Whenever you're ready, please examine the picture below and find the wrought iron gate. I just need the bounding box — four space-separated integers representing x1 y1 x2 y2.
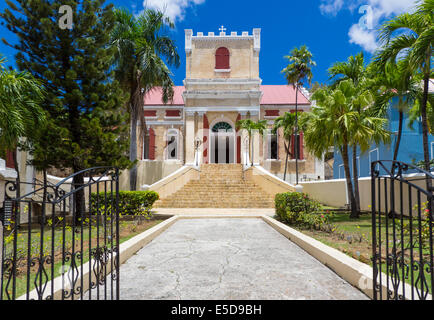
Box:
1 167 120 300
371 160 433 300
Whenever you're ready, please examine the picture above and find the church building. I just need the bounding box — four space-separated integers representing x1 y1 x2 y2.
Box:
136 27 325 188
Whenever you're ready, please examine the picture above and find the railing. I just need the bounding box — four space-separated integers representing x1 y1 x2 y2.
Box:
1 167 120 300
371 160 433 300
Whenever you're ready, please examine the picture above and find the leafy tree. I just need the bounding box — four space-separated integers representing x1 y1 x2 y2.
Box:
307 80 389 218
0 57 45 197
1 0 131 220
375 0 433 179
272 111 298 181
282 45 316 185
328 52 367 212
110 8 180 190
236 119 267 166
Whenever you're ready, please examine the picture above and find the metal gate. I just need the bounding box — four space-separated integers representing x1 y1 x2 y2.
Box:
1 167 120 300
371 160 433 300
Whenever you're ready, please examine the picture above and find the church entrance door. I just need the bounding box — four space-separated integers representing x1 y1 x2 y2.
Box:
210 122 235 164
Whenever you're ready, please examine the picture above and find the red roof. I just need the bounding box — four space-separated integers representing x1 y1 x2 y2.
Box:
261 85 310 105
144 86 185 105
143 85 310 106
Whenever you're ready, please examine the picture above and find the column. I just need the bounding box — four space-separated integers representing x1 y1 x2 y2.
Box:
185 110 195 165
239 111 249 165
250 111 260 165
196 112 205 166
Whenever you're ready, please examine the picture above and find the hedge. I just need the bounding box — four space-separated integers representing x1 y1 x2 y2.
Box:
90 190 159 216
275 192 327 229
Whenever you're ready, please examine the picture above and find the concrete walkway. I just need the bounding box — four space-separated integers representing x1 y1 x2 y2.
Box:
117 218 368 300
152 208 275 217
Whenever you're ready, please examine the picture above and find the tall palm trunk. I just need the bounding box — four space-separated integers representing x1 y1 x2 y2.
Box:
129 79 147 191
341 143 358 218
393 110 404 163
129 111 138 191
283 141 289 181
352 146 361 213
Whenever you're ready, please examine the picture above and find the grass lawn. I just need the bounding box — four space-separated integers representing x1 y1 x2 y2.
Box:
2 218 164 299
287 211 432 296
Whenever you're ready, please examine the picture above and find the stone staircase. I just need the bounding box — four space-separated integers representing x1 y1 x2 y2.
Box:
154 164 275 208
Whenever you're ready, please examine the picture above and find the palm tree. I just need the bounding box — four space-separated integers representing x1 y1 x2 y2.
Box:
376 0 433 178
282 45 316 185
308 80 389 218
272 111 297 181
328 52 367 212
111 8 180 190
371 60 420 163
236 119 267 166
0 57 45 197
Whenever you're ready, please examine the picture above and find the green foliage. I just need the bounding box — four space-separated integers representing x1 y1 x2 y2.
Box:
275 192 328 229
111 7 180 190
1 0 131 173
0 56 45 163
282 45 316 87
235 119 267 165
90 190 159 217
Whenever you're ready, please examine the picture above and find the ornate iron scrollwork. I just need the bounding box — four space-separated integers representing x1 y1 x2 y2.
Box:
371 160 434 301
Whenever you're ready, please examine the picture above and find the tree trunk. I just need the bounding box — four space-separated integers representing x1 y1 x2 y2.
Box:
393 110 403 163
129 109 138 191
43 169 47 202
352 146 361 213
283 141 289 181
341 144 358 218
72 169 85 226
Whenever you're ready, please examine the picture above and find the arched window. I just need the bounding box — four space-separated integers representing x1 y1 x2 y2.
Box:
212 122 233 133
167 129 178 160
215 47 230 69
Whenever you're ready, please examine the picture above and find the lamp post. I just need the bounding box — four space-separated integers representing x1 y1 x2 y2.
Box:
194 137 202 167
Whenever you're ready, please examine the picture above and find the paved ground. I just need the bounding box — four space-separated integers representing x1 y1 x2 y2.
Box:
112 218 368 300
152 208 275 217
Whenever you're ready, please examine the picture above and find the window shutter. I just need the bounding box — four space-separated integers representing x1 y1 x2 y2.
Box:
215 47 230 69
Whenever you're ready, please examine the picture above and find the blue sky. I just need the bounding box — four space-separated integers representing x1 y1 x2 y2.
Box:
0 0 417 86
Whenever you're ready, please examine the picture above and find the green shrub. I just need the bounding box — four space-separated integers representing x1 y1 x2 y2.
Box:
275 192 321 222
275 192 329 229
90 190 159 217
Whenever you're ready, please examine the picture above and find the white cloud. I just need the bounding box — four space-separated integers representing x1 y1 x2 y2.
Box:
319 0 344 16
143 0 205 22
319 0 417 52
348 24 378 53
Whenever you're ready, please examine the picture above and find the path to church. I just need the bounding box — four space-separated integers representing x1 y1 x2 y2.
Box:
115 218 367 300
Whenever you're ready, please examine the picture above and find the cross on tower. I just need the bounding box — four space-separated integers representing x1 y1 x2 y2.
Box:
219 25 226 33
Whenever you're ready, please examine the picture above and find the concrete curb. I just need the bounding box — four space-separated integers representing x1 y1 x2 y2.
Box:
18 215 180 300
261 215 431 300
17 214 429 300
